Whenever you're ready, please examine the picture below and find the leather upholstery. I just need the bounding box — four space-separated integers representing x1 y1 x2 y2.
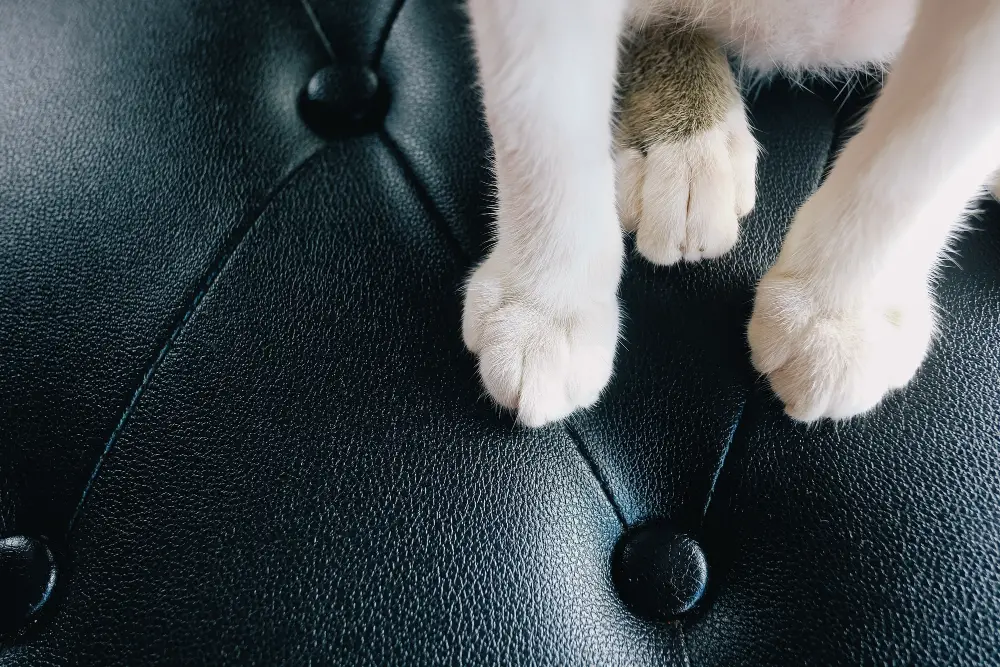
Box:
1 0 998 664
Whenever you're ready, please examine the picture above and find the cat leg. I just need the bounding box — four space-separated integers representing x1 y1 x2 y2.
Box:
463 0 627 427
748 0 1000 421
616 24 758 265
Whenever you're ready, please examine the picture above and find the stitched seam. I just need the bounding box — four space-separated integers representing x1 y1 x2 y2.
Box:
378 129 470 262
564 422 627 530
300 0 406 68
65 147 329 537
373 0 408 69
677 621 693 667
299 0 336 61
700 399 746 524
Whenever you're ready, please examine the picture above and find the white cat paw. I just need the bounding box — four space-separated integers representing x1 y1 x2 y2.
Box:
617 104 758 265
747 271 934 422
462 255 620 428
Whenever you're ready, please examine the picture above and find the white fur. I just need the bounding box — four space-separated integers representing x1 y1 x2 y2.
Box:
466 0 1000 426
616 104 758 264
749 1 1000 421
636 0 916 72
464 0 627 426
463 249 619 427
748 272 935 421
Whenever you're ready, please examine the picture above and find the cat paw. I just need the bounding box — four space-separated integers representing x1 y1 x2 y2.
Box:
616 105 758 265
462 255 620 428
747 270 934 422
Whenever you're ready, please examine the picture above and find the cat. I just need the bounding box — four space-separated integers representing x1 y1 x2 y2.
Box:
462 0 1000 427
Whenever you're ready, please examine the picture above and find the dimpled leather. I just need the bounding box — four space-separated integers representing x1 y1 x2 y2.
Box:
1 0 998 664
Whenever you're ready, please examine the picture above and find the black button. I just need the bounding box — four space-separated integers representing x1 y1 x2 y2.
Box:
0 536 58 634
613 524 708 619
299 63 387 138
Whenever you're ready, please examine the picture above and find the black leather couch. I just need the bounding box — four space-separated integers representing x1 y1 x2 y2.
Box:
3 1 999 664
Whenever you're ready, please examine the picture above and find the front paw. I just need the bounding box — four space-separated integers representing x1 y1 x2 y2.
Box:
748 271 934 422
616 104 758 265
462 255 619 428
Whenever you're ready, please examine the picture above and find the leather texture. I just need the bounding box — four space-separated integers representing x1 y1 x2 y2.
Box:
1 0 998 664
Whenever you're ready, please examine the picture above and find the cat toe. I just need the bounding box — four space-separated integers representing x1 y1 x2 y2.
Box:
617 104 758 266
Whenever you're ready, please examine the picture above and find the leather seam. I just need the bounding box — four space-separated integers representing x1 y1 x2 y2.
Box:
373 0 408 70
372 0 473 260
677 621 693 667
564 422 628 530
299 0 406 68
378 129 470 262
65 146 329 538
700 398 746 524
299 0 336 61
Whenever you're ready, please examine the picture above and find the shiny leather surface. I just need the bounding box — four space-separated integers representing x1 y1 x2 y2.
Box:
1 0 998 664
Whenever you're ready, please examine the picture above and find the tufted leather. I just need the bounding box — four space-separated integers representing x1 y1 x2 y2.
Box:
1 0 998 664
